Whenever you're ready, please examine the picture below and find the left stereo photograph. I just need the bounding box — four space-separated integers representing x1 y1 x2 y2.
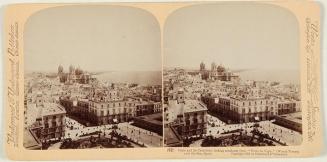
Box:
23 5 163 150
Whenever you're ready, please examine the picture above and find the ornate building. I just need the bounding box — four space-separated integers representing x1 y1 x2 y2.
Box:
200 61 206 71
58 65 92 84
209 62 240 82
199 62 209 80
199 62 239 82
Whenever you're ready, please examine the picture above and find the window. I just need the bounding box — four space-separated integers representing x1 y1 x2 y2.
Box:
185 120 190 125
52 121 57 127
185 114 190 119
193 118 198 124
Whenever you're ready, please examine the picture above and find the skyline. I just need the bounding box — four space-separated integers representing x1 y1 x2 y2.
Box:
164 4 300 71
24 6 161 72
25 4 300 73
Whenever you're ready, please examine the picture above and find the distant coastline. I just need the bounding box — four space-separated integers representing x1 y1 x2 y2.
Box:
95 71 162 86
237 69 300 84
164 67 300 84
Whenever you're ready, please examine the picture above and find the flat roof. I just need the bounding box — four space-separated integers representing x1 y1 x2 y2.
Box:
279 112 302 123
164 126 183 146
184 100 208 113
42 103 66 116
278 99 300 104
23 129 41 149
135 113 162 125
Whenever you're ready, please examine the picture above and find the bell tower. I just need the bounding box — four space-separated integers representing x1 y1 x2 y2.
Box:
177 88 185 104
36 92 44 107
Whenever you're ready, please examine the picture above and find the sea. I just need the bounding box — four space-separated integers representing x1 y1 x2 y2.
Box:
95 71 162 85
236 69 300 84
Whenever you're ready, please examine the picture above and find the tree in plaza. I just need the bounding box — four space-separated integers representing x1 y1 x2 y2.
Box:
89 135 97 147
258 135 264 142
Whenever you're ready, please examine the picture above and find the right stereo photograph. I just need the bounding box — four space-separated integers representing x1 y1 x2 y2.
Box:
163 3 302 147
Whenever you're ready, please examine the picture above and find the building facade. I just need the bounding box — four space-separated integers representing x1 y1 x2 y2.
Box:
202 87 278 124
167 90 208 139
229 97 276 123
277 100 301 115
28 93 66 144
59 88 162 126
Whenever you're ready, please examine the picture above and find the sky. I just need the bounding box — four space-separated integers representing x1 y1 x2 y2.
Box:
164 3 300 71
24 5 161 73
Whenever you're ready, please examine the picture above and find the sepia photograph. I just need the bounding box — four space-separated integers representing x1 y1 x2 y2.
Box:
2 1 324 160
23 5 163 149
163 3 302 147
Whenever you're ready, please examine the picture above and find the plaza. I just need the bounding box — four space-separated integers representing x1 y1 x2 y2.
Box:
46 116 163 149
